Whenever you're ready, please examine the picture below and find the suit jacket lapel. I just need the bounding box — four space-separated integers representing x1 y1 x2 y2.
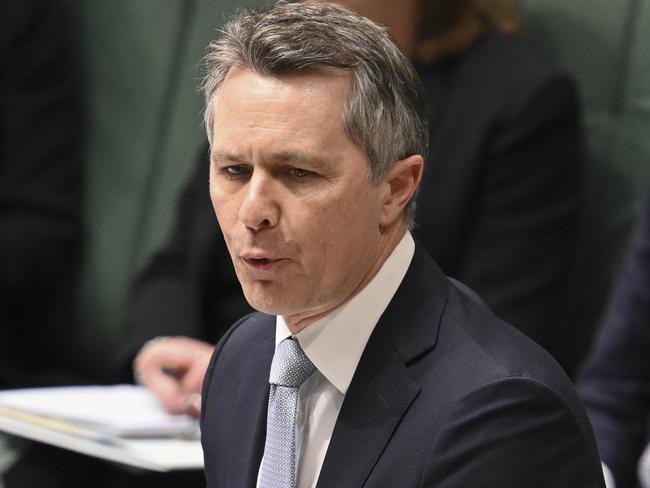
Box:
316 243 449 487
226 316 275 488
315 335 421 487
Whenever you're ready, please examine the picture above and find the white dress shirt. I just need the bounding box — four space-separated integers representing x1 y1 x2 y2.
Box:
256 231 415 488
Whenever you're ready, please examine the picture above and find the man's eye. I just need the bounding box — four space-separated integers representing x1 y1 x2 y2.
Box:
288 168 313 178
222 165 247 177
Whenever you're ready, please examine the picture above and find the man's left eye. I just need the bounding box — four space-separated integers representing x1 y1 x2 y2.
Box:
288 168 312 178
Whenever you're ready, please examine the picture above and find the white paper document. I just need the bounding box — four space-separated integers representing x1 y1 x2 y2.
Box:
0 384 198 437
0 384 204 471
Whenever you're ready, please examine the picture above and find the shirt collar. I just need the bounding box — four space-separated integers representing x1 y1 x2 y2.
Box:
275 231 415 394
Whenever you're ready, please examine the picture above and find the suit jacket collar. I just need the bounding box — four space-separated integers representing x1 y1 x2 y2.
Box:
317 242 449 487
377 241 448 361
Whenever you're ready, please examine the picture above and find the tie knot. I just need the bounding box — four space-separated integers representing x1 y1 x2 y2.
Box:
269 338 316 388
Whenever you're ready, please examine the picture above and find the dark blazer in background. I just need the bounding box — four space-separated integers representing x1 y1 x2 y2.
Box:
0 0 83 387
118 29 582 377
577 185 650 488
201 243 604 487
416 29 582 371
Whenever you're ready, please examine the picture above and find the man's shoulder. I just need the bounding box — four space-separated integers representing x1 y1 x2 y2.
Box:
443 277 570 384
401 258 601 466
349 248 603 485
430 275 589 428
399 246 575 398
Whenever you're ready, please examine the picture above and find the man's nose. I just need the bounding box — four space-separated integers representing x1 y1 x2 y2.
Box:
238 173 279 232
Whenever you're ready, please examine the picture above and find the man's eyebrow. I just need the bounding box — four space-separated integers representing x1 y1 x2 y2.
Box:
211 150 332 167
210 151 246 164
269 150 331 167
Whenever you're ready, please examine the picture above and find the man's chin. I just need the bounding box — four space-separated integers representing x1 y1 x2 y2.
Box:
241 286 294 316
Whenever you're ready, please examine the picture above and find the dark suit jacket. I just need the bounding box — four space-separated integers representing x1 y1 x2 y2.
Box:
577 186 650 488
201 244 604 487
0 0 83 387
118 29 583 379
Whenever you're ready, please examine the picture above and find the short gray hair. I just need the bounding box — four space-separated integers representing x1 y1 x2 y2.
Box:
202 1 428 224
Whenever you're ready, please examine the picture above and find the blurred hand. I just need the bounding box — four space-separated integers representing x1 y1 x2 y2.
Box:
133 336 214 417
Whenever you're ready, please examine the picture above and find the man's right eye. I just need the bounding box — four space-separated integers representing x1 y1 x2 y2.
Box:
222 165 248 177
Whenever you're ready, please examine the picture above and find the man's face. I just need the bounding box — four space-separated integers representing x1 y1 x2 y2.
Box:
209 68 393 327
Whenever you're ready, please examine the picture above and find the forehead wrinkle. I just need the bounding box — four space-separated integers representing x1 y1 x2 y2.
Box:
212 116 341 165
210 149 247 164
267 149 334 168
210 146 337 171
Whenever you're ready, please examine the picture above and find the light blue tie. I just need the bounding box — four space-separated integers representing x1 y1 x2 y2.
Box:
259 338 316 488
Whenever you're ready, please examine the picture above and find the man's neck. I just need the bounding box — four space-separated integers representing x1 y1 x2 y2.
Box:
283 223 408 334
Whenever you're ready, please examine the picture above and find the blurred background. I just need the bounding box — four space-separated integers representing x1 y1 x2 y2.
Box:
2 0 650 485
57 0 650 383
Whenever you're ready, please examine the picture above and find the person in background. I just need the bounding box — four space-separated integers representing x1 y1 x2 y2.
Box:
1 1 83 388
129 0 582 415
1 1 87 486
577 183 650 488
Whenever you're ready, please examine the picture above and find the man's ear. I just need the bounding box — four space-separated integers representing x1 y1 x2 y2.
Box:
380 154 423 227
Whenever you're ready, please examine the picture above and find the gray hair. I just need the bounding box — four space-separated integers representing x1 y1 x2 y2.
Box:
202 1 428 224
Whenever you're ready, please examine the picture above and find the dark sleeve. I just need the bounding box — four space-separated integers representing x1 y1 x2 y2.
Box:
577 188 650 488
423 378 605 487
457 71 582 355
0 0 83 304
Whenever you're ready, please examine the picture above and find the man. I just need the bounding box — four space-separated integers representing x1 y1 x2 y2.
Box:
135 0 585 416
200 2 603 486
133 0 586 415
